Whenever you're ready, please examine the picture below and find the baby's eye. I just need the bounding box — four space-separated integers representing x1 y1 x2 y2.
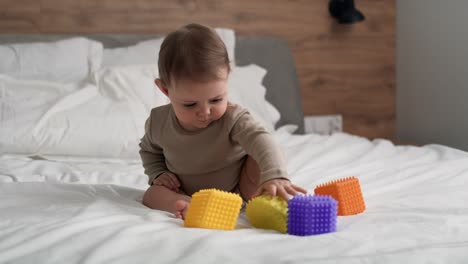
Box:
183 103 196 108
210 98 223 104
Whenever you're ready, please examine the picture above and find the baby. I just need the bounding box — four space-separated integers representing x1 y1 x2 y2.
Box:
140 23 306 219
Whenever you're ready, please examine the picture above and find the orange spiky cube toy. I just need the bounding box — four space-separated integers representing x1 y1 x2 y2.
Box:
314 177 365 216
184 189 242 230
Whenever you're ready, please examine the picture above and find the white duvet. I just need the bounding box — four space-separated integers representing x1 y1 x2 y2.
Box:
1 130 468 264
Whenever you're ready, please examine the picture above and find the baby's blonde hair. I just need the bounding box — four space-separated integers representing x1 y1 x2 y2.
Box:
158 23 231 87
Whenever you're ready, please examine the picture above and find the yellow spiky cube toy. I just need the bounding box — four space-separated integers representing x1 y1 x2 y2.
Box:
184 189 242 230
245 195 288 233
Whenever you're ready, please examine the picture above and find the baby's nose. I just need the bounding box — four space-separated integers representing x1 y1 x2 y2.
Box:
199 105 211 116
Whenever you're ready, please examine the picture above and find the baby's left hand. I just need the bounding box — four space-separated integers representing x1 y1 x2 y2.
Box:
253 178 307 201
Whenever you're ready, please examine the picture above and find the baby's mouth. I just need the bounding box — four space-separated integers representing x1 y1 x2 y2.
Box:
198 119 212 126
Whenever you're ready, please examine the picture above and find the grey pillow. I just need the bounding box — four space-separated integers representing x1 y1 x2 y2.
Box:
236 36 305 134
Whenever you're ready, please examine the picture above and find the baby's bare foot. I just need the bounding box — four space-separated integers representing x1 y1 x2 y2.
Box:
174 200 190 220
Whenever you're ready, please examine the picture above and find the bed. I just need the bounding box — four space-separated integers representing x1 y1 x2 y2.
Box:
1 32 468 264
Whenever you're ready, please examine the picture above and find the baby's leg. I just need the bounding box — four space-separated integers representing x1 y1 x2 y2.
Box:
143 185 191 219
239 156 261 201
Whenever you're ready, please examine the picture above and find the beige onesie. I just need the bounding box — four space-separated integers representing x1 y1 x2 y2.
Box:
139 103 288 195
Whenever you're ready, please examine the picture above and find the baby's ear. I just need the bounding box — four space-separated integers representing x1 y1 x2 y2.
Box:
154 79 169 96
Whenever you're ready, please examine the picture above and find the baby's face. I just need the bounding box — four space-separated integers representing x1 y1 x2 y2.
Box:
168 70 229 131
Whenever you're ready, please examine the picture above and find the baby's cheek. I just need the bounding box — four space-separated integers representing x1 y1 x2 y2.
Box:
216 103 228 118
213 108 226 120
179 111 194 123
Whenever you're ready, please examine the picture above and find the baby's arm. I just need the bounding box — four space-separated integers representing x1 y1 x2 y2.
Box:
231 113 307 200
139 117 173 186
152 172 181 192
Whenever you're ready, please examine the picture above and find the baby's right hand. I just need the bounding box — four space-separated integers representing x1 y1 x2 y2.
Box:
152 172 181 192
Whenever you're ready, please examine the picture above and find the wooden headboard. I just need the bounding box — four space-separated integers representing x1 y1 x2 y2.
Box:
0 0 395 140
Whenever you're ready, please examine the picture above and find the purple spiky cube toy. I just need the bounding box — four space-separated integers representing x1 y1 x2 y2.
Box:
287 195 338 236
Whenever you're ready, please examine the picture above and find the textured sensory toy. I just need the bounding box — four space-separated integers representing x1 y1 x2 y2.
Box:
245 195 288 233
287 195 338 236
184 189 242 230
314 176 366 216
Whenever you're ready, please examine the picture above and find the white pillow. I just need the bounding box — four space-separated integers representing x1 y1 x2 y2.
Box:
228 65 281 132
92 64 169 113
101 28 236 68
0 64 279 158
0 75 79 155
0 37 103 82
0 65 167 159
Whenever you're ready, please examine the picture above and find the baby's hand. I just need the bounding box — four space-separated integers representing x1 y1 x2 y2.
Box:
253 178 307 201
152 172 181 192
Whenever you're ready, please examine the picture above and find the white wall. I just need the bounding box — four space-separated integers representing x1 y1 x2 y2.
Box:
397 0 468 151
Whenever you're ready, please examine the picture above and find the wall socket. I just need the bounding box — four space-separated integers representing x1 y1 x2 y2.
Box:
304 115 342 135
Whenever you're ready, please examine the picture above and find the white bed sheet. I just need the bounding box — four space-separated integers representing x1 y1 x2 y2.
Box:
1 130 468 263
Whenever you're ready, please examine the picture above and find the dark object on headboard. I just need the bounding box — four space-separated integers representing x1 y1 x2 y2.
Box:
0 34 305 133
329 0 365 24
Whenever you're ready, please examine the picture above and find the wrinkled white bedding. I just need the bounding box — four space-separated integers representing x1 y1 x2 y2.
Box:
1 130 468 263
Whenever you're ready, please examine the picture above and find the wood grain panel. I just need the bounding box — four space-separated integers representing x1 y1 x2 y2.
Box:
0 0 395 140
0 0 41 32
